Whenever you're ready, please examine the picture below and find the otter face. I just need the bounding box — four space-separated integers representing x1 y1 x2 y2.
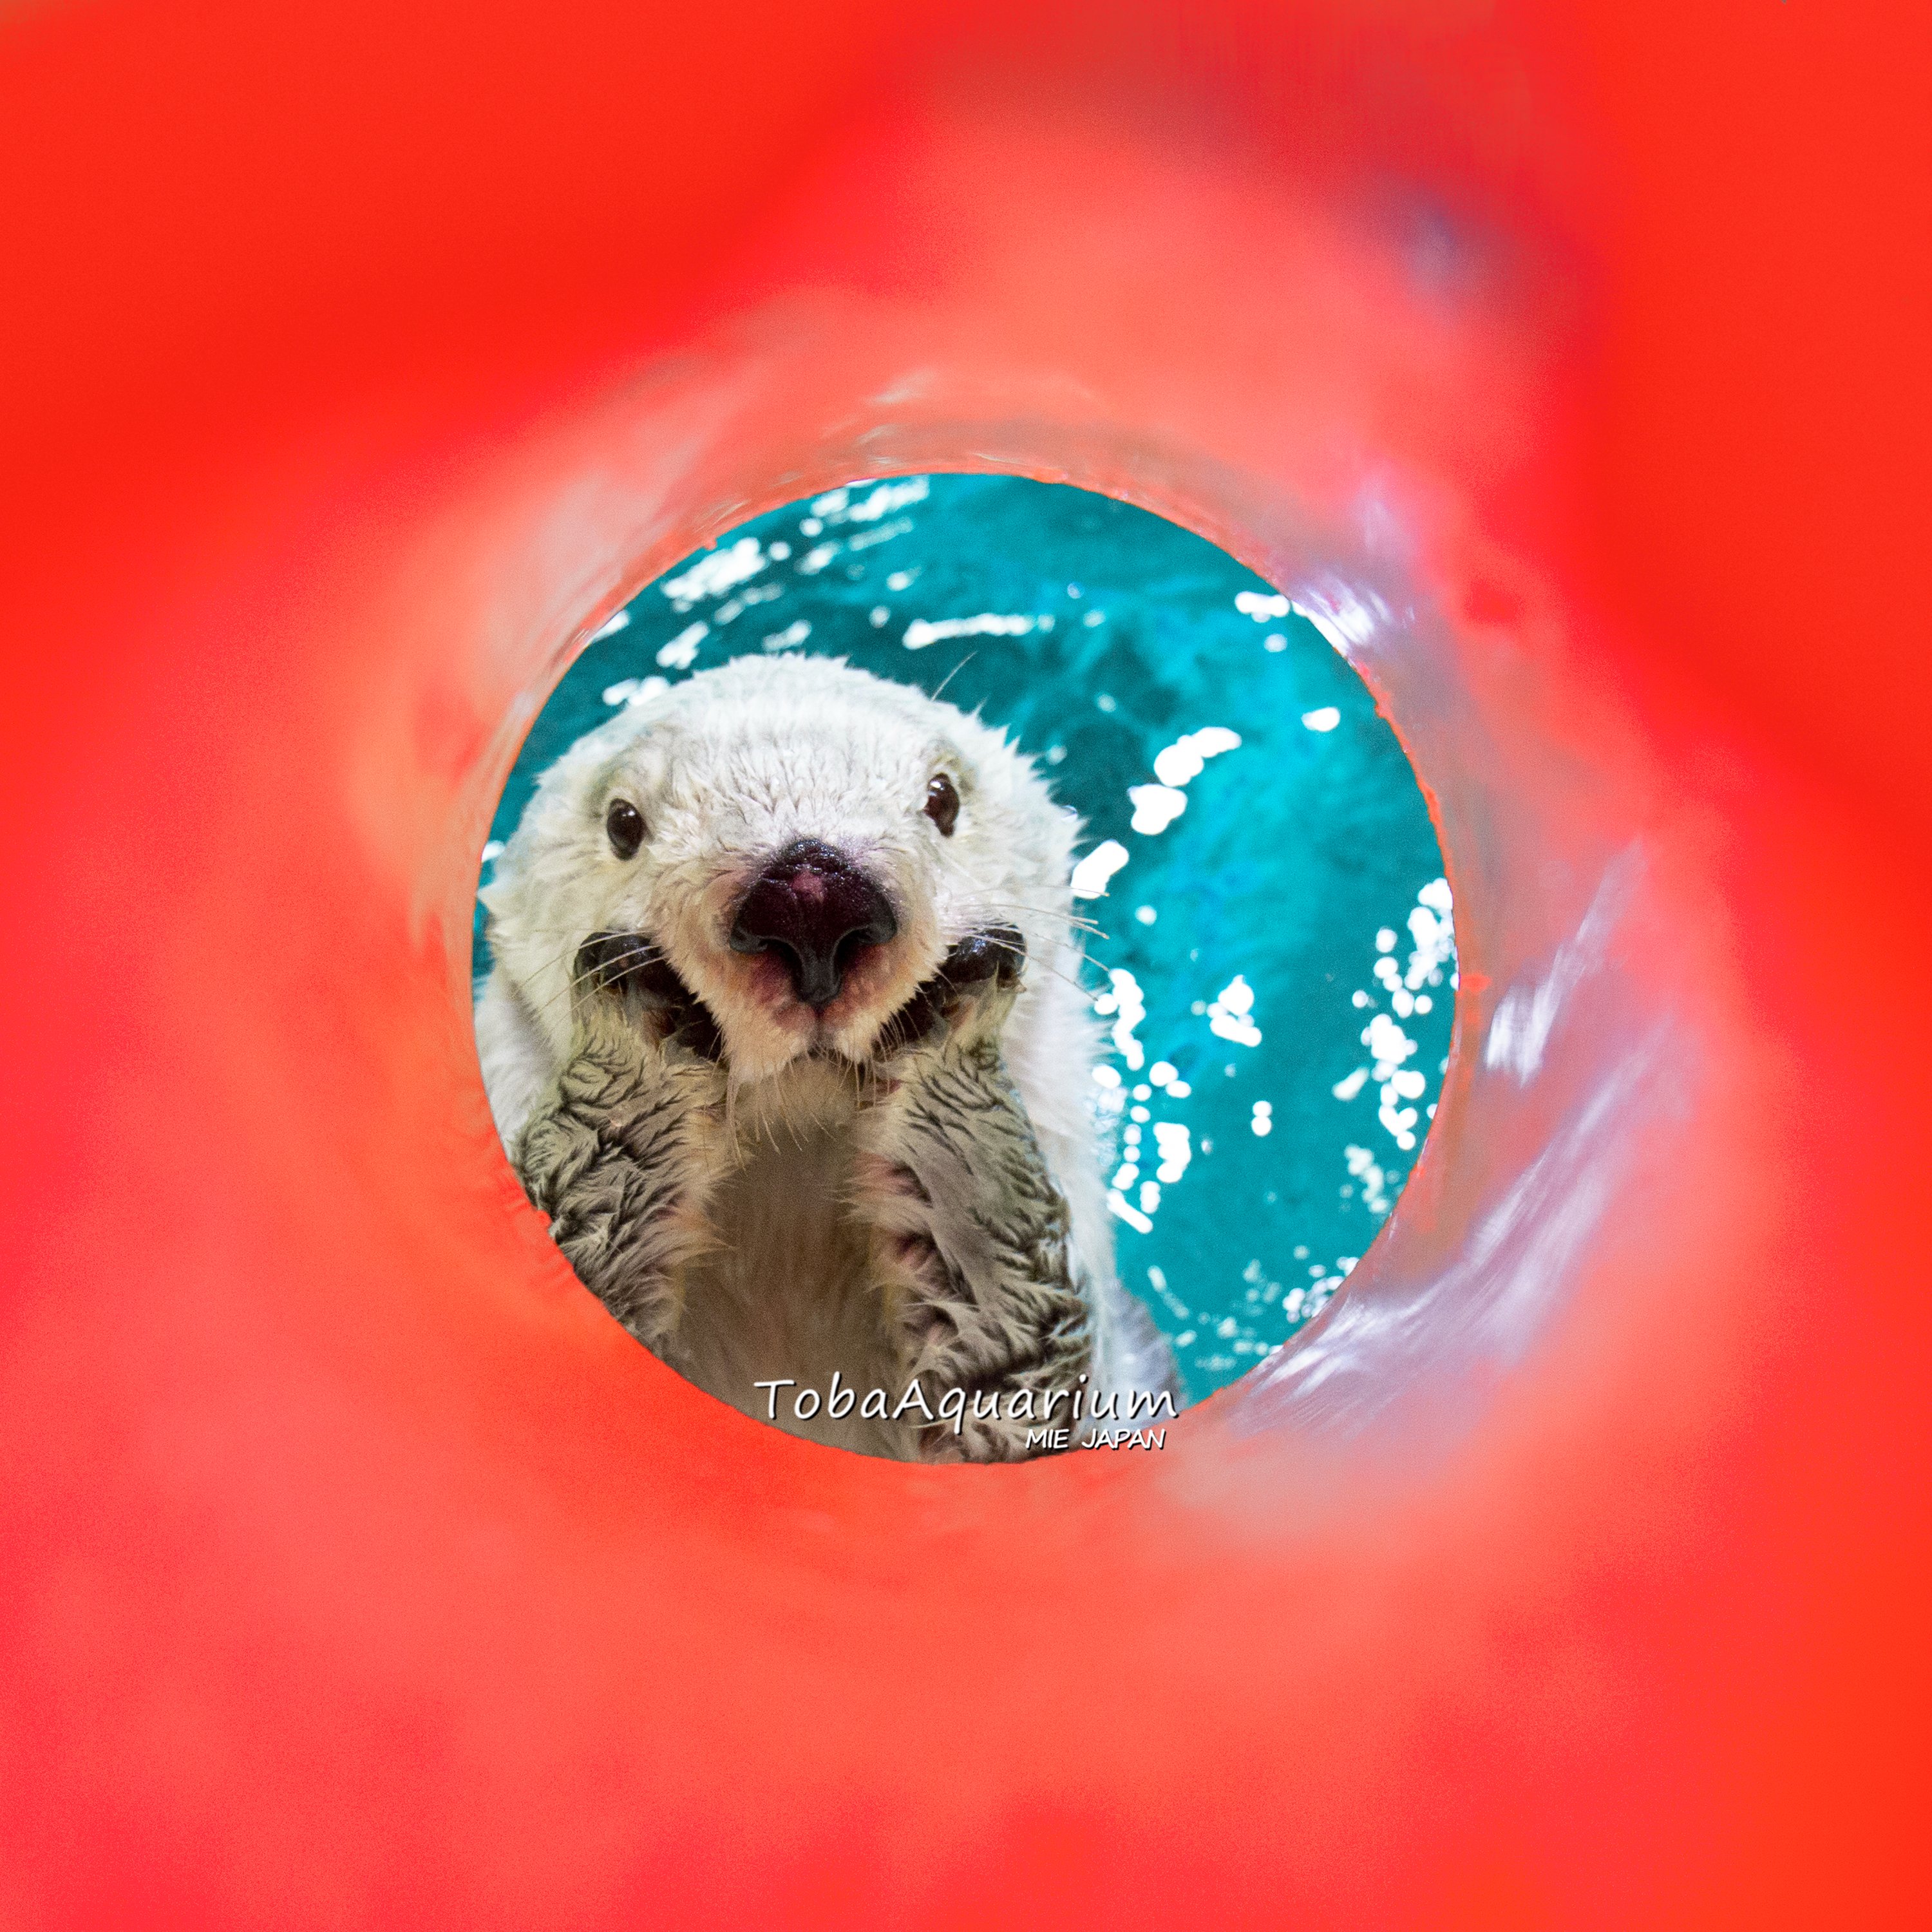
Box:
481 654 1078 1086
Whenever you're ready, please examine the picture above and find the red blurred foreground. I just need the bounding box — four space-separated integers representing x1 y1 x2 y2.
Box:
1 1 1928 1925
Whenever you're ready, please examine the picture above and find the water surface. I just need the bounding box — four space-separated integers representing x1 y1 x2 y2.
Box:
479 475 1455 1401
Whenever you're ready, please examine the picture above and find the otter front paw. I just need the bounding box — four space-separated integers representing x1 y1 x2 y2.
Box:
513 933 728 1356
574 930 724 1062
871 924 1026 1062
852 937 1092 1463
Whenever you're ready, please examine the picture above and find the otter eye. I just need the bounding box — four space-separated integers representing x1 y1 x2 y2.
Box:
923 773 960 837
605 798 645 860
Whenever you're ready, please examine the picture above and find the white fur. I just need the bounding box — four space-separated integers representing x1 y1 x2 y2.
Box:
477 653 1174 1454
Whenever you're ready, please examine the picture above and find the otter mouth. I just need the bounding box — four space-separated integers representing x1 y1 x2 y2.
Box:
573 920 891 1069
748 922 1028 1062
575 922 1028 1072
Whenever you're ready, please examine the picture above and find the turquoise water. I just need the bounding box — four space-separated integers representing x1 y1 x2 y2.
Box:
478 475 1454 1401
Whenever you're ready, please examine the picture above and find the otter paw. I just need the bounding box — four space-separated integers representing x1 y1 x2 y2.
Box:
573 931 724 1062
873 925 1026 1059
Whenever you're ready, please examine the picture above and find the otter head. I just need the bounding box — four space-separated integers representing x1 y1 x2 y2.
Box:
481 653 1079 1086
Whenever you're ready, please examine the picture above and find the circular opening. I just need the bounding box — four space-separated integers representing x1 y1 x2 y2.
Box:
474 473 1453 1455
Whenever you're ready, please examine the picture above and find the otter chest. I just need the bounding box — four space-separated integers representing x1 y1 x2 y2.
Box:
675 1119 913 1457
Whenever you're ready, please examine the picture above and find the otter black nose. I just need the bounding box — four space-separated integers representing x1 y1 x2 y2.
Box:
728 839 898 1010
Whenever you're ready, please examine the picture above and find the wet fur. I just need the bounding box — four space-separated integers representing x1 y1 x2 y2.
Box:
477 654 1178 1459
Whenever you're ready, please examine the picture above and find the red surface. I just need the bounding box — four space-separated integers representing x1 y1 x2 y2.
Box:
2 2 1929 1926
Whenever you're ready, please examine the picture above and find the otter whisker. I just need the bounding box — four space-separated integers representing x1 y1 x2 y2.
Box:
976 915 1106 945
518 955 627 1028
971 941 1095 1005
519 950 649 1028
969 898 1109 940
970 891 1097 916
928 650 977 705
518 933 714 1039
964 890 1101 921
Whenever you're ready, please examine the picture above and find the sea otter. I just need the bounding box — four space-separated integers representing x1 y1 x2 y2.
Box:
475 652 1177 1459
